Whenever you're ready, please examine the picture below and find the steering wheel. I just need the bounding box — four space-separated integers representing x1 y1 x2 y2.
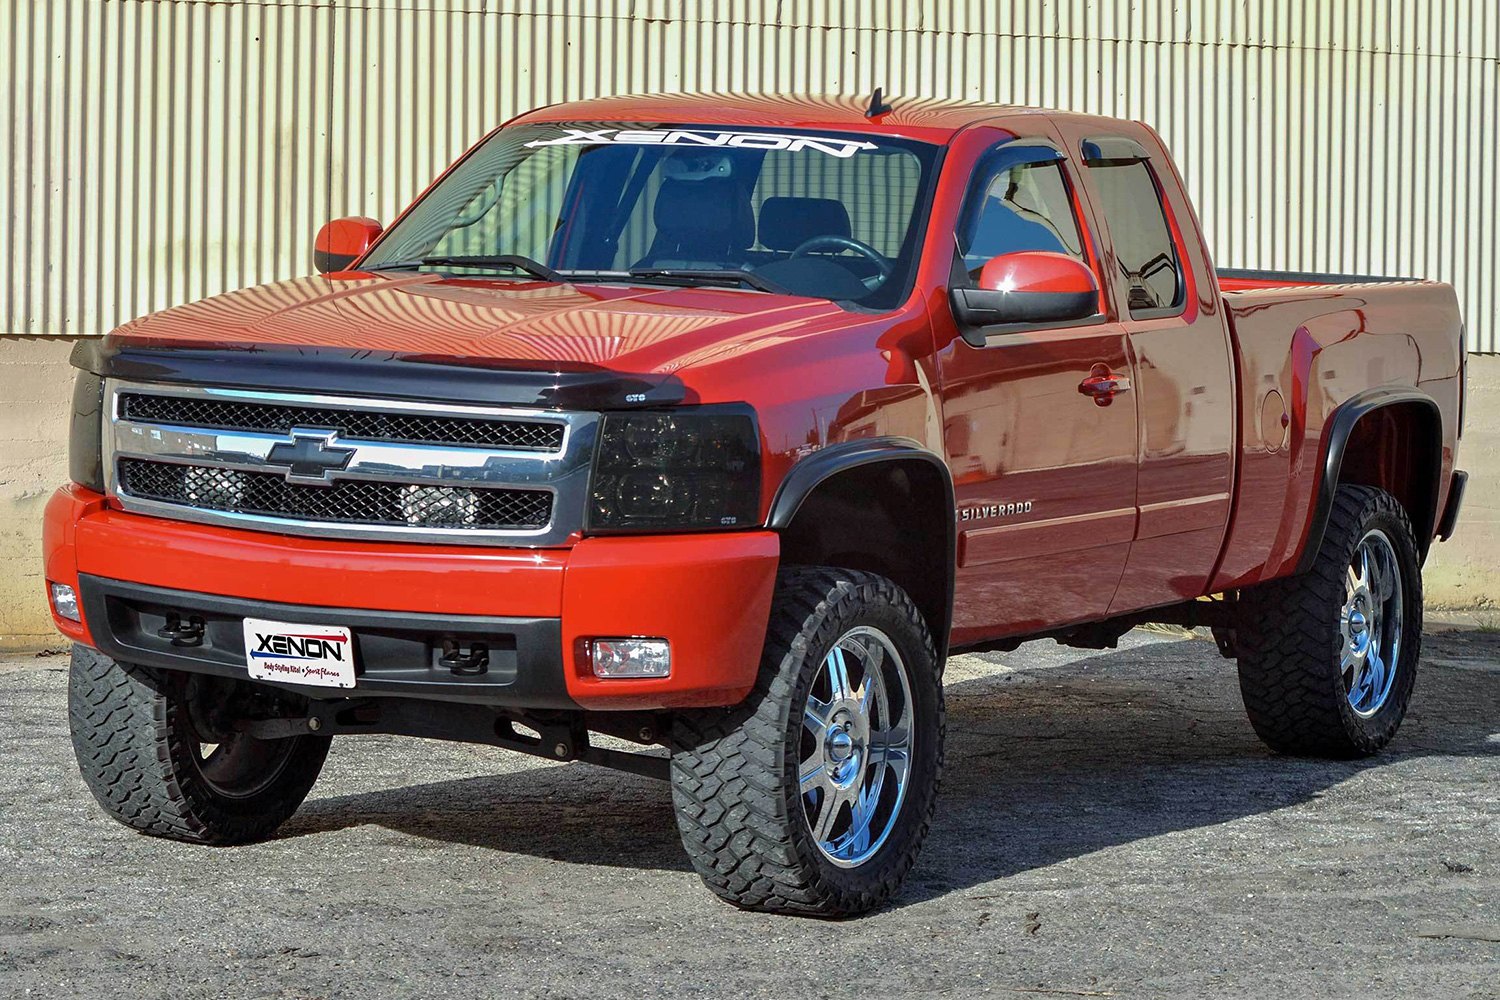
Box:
789 235 893 287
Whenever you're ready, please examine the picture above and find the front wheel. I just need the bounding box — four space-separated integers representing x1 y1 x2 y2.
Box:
670 567 944 917
68 646 331 843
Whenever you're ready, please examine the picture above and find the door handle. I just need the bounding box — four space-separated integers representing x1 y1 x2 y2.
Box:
1079 366 1132 406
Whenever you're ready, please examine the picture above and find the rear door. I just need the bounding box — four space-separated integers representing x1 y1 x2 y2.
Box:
1060 127 1237 612
936 134 1139 643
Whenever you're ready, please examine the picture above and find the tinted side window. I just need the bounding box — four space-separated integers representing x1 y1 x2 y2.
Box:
1086 159 1183 313
957 159 1085 279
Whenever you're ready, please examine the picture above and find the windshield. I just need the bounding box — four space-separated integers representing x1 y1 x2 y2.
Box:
362 121 941 308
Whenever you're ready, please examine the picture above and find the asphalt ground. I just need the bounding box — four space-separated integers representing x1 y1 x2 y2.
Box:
0 627 1495 999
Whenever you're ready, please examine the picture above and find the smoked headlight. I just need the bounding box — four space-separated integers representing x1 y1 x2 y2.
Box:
68 371 106 493
587 408 760 532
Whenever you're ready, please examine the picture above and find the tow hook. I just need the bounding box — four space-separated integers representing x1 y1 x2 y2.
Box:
438 639 489 676
157 613 206 647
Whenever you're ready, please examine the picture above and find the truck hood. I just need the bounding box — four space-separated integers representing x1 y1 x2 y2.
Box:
81 272 857 407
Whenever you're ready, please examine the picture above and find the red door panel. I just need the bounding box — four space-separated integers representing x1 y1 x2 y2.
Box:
1052 120 1237 614
941 324 1138 643
1112 326 1235 608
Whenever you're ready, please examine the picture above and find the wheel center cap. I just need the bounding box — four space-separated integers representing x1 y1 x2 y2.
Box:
827 728 855 762
1348 609 1368 636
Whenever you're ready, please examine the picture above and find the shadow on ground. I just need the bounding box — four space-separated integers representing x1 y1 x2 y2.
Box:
282 632 1500 904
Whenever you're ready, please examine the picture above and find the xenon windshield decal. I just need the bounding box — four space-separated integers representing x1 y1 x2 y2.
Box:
523 127 879 158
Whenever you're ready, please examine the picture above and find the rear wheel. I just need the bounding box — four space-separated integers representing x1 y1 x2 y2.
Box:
68 646 331 843
669 567 944 917
1235 485 1422 757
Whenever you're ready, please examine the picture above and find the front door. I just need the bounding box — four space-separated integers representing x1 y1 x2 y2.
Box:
936 135 1139 645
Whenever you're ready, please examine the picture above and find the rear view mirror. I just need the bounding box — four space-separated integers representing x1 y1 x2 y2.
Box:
950 251 1099 340
314 216 383 274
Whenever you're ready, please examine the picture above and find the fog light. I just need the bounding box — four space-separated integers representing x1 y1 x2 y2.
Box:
589 638 671 679
50 583 81 623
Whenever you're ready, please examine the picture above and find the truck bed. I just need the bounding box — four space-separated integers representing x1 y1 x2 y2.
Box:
1211 276 1465 592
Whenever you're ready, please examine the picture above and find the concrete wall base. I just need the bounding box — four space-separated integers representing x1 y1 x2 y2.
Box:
2 339 79 650
1424 353 1499 612
1 340 1494 650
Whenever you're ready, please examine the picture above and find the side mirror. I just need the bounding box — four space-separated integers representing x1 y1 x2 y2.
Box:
314 216 383 274
949 251 1099 342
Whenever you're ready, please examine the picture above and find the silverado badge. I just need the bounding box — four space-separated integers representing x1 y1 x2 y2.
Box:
958 501 1034 522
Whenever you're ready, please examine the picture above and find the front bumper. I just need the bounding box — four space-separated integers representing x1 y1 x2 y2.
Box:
44 485 779 710
78 575 573 707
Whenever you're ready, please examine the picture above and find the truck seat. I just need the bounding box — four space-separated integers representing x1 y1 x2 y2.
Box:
633 178 754 270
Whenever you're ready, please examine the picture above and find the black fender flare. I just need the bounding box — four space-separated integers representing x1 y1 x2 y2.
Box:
766 437 956 656
1297 387 1444 574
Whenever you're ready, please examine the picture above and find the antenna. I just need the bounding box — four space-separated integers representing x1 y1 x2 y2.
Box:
865 87 893 118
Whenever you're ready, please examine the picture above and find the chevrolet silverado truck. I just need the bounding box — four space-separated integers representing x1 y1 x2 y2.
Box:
44 93 1467 917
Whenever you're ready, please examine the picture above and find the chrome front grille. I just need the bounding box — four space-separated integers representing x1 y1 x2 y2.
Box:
104 381 597 545
117 392 566 451
118 459 555 531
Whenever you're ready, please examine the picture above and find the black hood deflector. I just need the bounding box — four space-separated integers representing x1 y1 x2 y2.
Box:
71 338 691 410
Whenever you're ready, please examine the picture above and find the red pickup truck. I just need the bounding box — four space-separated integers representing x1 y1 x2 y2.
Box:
44 93 1467 916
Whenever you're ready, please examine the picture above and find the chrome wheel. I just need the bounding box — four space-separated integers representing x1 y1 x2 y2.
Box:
798 625 913 868
1341 528 1403 717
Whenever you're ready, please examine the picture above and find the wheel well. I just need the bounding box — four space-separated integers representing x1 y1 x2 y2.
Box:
777 459 952 649
1336 400 1443 555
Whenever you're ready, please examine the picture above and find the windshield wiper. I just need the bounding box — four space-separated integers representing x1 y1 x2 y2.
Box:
624 268 789 294
366 258 790 295
368 254 563 282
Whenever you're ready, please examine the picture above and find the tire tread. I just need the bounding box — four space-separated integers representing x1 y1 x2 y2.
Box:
68 646 328 844
1235 485 1422 758
669 567 944 917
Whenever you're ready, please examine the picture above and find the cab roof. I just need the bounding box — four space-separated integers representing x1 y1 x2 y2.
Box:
509 92 1048 143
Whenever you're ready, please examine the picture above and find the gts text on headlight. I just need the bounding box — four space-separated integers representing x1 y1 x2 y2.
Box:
587 408 761 532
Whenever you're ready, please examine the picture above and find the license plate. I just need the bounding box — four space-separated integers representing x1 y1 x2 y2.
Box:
243 617 356 689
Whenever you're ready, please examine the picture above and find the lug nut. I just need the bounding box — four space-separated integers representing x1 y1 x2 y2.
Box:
553 742 569 758
307 717 323 732
638 726 654 743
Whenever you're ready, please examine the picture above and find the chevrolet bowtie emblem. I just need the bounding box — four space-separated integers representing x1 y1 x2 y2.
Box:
265 430 356 484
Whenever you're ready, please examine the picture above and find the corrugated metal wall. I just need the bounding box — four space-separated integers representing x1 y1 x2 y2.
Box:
4 0 1497 350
